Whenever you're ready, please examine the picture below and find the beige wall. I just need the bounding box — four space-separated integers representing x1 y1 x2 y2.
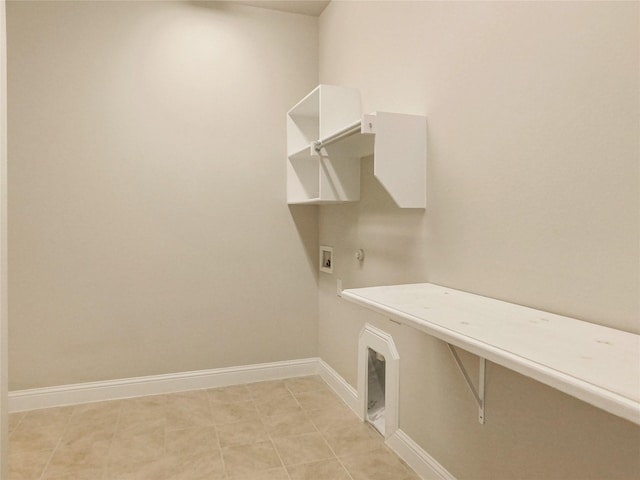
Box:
7 0 319 390
318 1 639 479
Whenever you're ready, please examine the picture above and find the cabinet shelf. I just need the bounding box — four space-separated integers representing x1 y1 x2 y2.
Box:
286 85 427 208
288 145 314 162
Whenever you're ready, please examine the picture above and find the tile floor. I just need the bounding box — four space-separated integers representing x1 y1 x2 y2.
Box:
8 375 421 479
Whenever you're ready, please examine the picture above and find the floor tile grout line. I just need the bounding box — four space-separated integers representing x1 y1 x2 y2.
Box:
285 377 358 480
265 423 294 480
208 382 285 479
35 404 80 480
7 411 25 439
250 384 293 480
310 375 378 480
309 409 357 480
101 400 125 480
250 377 346 479
37 440 61 480
204 387 230 479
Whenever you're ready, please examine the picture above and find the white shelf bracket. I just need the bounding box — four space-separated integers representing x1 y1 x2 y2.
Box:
447 344 486 424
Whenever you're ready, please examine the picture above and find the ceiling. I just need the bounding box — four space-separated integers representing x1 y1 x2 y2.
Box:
235 1 331 17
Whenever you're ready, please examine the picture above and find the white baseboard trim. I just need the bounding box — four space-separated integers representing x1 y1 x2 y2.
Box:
387 429 457 480
8 357 320 413
317 358 360 416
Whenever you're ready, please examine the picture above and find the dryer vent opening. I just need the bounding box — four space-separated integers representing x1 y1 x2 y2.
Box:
358 324 399 439
367 348 386 435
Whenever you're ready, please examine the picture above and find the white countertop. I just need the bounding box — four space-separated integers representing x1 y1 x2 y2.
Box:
341 283 640 425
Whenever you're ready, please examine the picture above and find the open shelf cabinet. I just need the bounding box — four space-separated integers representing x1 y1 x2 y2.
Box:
287 85 362 204
286 85 427 208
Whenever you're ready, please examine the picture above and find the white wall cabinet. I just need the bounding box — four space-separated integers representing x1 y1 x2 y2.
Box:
286 85 427 208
